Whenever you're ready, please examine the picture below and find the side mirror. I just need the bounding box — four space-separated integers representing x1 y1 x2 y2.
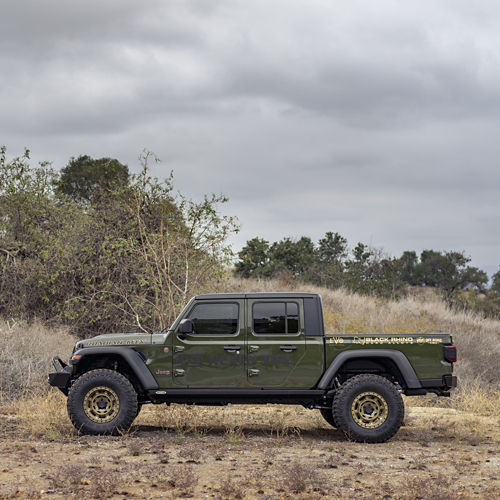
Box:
178 318 193 335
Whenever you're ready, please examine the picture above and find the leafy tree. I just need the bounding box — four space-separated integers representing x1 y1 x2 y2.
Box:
307 232 347 288
399 251 418 286
0 147 238 336
318 232 347 264
343 244 404 297
0 147 82 318
461 266 488 293
491 269 500 294
414 250 487 297
234 237 270 278
344 243 373 288
56 155 129 204
268 237 316 277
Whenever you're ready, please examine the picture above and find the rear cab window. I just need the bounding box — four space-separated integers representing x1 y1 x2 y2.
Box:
252 301 300 335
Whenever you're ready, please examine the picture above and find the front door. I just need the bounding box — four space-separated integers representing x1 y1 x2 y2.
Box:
246 298 307 387
172 300 246 387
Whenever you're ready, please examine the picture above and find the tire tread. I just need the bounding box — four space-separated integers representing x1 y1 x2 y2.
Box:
67 369 138 435
332 374 404 443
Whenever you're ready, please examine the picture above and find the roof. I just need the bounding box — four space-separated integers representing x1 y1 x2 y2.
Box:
195 292 320 300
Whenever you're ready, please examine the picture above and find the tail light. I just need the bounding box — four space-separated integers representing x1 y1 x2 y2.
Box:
443 345 457 363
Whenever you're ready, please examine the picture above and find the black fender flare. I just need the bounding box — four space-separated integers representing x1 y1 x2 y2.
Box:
71 347 159 391
317 349 422 390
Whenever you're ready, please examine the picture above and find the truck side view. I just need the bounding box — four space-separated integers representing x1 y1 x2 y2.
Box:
49 293 457 442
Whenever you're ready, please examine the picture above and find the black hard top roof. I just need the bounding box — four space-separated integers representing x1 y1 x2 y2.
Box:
195 292 320 300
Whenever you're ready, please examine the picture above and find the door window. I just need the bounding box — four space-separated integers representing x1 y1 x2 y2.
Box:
252 302 299 335
187 303 239 335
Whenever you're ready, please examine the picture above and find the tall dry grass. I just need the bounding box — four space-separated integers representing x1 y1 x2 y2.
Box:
0 318 75 401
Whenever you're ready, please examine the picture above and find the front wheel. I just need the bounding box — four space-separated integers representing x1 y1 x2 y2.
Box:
67 369 138 435
332 374 404 443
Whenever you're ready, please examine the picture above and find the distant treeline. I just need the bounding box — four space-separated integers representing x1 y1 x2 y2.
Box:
235 234 500 318
0 148 237 336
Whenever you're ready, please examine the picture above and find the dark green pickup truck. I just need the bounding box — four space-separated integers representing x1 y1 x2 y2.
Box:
49 293 457 442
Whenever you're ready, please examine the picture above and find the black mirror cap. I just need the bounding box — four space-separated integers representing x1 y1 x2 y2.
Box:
178 318 193 334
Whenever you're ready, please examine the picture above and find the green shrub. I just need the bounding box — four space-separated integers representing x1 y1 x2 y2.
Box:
0 147 238 336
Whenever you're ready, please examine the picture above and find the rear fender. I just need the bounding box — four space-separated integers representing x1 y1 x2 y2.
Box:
317 349 422 390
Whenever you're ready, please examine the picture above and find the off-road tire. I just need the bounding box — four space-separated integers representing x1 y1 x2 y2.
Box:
332 374 404 443
319 407 337 428
67 369 138 435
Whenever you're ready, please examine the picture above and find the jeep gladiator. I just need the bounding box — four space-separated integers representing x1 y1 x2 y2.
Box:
49 293 457 442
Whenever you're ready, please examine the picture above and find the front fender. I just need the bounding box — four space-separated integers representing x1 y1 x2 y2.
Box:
71 347 159 391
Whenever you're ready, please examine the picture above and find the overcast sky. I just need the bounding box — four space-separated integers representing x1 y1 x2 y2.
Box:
1 0 499 276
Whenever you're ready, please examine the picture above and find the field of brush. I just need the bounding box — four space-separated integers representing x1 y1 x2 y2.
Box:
1 278 499 499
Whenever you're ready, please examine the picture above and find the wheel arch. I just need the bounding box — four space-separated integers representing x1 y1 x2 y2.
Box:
317 349 422 390
71 347 159 394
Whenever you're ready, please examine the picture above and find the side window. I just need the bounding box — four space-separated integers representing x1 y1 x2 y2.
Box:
187 303 239 335
253 302 299 335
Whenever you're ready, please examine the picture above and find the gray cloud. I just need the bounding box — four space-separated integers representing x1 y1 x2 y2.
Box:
1 0 499 277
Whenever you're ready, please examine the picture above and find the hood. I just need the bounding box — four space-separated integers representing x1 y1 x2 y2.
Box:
75 332 152 349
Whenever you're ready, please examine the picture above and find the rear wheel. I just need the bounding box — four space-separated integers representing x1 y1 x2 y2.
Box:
332 374 404 443
319 407 337 428
67 369 138 435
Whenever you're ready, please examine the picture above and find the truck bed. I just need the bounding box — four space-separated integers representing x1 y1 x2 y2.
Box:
324 332 453 380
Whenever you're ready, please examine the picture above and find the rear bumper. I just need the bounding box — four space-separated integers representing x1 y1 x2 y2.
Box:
442 374 458 389
405 375 458 397
48 357 72 395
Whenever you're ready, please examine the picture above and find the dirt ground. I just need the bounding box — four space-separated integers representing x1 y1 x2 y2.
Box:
0 402 499 499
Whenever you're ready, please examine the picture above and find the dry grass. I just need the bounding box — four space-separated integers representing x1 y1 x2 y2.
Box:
407 379 500 416
2 392 74 439
1 404 498 499
0 318 75 401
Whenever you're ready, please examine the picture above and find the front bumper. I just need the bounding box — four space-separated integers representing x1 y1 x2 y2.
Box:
48 357 72 395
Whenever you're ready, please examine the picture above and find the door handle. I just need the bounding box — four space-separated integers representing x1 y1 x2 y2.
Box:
174 346 185 353
224 345 241 353
280 345 297 352
248 369 260 377
174 369 185 377
249 345 260 352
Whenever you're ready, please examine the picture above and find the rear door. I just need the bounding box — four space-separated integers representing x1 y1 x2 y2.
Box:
246 298 308 387
172 299 246 387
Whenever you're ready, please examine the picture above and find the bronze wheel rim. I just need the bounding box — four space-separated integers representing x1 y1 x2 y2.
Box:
351 391 388 429
83 386 120 423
